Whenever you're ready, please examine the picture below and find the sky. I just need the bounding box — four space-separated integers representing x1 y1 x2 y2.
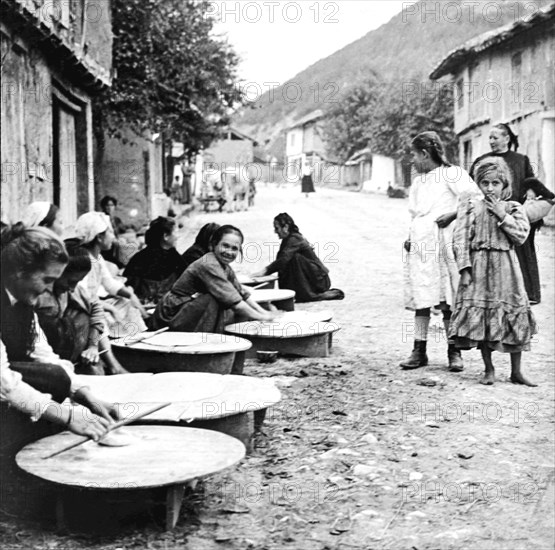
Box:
212 1 418 85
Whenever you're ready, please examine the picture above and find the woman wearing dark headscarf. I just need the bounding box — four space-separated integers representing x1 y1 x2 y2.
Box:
123 216 186 303
181 223 221 270
401 131 480 371
252 213 344 302
470 123 542 303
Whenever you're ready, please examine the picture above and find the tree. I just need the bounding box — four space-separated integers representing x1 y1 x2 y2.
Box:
323 79 456 163
321 77 380 163
94 0 243 156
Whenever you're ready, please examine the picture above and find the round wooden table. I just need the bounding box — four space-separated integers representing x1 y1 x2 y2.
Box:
74 372 282 452
16 426 245 530
112 332 252 375
225 311 340 358
249 288 295 311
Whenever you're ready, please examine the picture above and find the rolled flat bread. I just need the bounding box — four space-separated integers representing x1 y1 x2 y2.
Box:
98 428 135 447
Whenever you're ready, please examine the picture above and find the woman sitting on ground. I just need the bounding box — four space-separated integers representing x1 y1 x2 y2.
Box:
181 222 220 271
21 201 65 236
252 213 344 302
153 225 276 333
74 212 148 338
1 224 118 438
124 216 187 304
36 239 128 375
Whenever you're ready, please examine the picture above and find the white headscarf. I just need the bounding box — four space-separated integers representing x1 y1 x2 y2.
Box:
21 201 52 228
74 212 113 244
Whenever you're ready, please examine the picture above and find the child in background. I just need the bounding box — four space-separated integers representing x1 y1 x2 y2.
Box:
449 157 537 386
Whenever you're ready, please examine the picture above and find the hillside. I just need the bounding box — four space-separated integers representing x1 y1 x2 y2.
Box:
233 0 553 160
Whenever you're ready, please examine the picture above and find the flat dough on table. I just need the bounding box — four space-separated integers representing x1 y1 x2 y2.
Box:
141 332 204 347
277 310 333 323
98 428 136 447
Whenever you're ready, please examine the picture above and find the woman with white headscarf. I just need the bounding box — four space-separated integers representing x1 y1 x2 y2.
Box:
21 202 64 236
74 212 148 338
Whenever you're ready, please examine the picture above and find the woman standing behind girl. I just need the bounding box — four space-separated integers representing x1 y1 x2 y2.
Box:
449 157 537 386
401 131 480 371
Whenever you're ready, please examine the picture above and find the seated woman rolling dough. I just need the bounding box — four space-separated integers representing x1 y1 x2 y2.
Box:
36 239 128 376
1 224 119 439
153 225 276 333
252 213 345 302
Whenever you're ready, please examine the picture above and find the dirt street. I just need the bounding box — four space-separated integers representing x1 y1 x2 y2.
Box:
2 184 554 550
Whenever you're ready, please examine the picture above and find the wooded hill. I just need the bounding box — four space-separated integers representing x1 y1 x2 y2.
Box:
233 0 553 161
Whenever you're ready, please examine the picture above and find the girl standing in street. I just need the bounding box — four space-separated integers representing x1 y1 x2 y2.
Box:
470 123 542 303
449 157 537 386
401 131 479 371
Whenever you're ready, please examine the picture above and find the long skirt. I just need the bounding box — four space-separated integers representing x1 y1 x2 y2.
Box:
515 225 541 304
449 249 537 352
301 175 315 193
279 254 332 302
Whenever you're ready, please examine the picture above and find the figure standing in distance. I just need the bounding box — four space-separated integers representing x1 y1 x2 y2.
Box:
301 159 315 197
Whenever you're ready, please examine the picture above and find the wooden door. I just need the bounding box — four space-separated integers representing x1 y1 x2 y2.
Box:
53 100 78 227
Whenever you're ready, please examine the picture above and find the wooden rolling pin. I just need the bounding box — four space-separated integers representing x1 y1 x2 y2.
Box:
42 402 171 459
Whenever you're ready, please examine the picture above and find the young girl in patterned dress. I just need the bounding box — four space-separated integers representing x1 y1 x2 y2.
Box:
449 157 537 386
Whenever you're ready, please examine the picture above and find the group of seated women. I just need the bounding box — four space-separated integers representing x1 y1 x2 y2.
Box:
124 213 344 333
0 204 344 477
5 203 344 379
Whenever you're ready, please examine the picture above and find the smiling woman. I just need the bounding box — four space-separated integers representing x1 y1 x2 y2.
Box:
152 225 276 333
0 224 119 439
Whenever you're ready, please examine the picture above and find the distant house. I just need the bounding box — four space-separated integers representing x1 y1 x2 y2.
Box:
1 0 112 225
285 109 337 183
344 148 397 193
430 4 555 193
202 127 257 168
189 127 257 197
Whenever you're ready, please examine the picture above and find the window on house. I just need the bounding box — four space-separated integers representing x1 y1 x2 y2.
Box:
455 78 464 110
511 52 522 111
512 52 522 81
290 133 295 146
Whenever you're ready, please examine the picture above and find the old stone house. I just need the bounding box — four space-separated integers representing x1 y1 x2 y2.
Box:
1 0 112 226
284 109 340 184
430 3 555 193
